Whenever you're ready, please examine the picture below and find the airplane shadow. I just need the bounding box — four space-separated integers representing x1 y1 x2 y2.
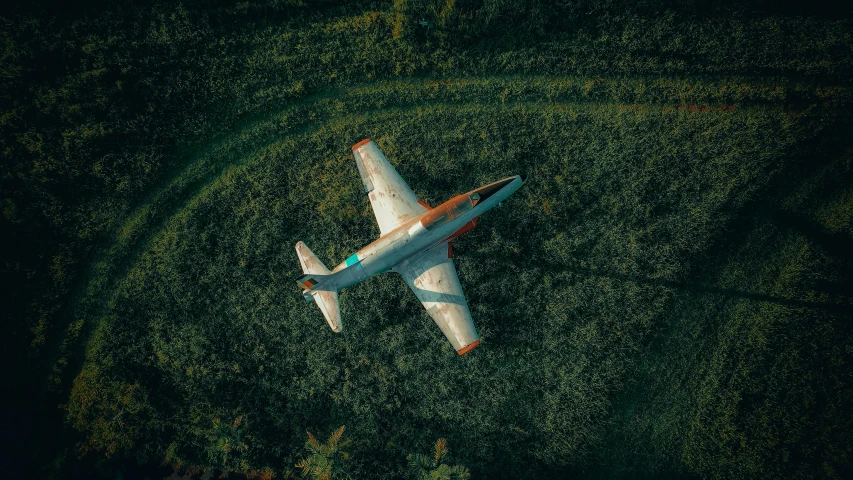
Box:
558 264 853 315
406 283 468 306
519 204 853 315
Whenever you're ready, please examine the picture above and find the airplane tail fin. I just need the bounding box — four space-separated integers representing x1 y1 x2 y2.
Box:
295 242 342 332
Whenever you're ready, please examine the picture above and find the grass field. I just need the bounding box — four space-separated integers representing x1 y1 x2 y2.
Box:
2 1 852 478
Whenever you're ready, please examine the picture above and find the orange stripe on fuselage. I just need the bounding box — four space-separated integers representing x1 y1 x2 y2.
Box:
418 200 433 210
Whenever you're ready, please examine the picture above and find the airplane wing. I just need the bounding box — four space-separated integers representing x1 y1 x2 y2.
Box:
397 244 480 355
352 139 427 236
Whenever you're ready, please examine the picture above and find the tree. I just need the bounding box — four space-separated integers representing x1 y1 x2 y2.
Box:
205 416 249 469
295 426 351 480
407 438 470 480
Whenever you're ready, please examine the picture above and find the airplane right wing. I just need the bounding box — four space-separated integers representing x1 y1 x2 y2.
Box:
352 139 427 236
397 244 480 355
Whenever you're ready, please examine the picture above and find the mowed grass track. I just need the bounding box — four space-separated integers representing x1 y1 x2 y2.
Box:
63 76 853 478
54 75 842 387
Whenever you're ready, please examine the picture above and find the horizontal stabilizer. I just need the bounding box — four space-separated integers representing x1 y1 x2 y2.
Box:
295 241 342 332
312 290 341 332
295 241 330 275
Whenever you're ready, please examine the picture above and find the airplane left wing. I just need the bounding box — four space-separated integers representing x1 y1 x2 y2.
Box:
397 244 480 355
352 139 427 235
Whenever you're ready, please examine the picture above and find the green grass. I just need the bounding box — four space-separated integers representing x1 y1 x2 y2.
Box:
2 2 852 479
67 88 852 478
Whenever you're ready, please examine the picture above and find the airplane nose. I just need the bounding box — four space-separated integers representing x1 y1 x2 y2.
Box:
519 175 527 183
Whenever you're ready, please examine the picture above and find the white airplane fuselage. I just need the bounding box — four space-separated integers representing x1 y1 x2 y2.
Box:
295 138 526 353
327 175 525 291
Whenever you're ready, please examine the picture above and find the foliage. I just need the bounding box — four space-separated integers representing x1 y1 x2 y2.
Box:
1 1 852 479
296 426 351 480
407 438 470 480
65 362 152 459
206 416 250 469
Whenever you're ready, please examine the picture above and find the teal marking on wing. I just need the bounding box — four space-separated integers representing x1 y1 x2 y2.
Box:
345 253 359 267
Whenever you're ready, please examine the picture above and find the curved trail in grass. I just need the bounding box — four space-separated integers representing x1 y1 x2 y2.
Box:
42 73 852 406
37 87 341 394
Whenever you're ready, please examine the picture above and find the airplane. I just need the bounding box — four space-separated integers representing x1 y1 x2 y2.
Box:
295 138 525 355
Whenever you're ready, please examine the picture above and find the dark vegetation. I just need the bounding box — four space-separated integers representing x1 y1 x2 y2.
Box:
1 0 852 478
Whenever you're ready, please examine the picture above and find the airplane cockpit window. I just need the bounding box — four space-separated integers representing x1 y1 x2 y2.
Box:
421 195 473 229
448 196 473 218
421 208 449 230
